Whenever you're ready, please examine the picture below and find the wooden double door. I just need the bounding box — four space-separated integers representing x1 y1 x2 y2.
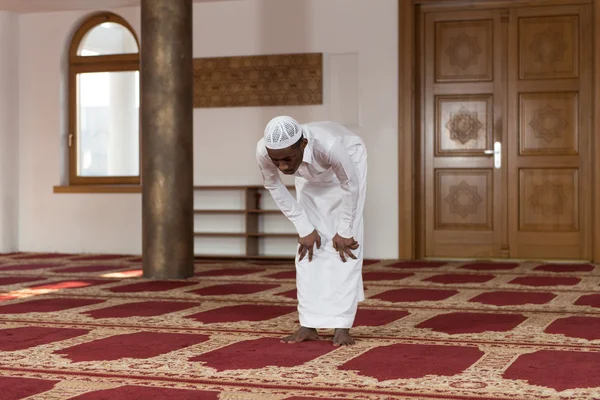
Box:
420 2 593 260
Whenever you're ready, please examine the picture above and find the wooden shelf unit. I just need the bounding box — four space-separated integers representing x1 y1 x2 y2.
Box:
193 185 297 260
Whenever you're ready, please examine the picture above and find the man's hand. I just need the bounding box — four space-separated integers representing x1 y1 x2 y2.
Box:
332 234 359 262
298 230 321 262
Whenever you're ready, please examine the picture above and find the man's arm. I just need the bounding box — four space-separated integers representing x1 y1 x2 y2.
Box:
256 144 314 238
326 139 361 239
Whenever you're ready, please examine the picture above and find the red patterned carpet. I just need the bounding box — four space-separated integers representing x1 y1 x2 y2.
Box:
0 253 599 399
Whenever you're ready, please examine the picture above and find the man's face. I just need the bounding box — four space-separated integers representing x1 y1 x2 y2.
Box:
266 138 307 175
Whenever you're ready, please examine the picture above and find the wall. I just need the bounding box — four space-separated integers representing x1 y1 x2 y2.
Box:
17 0 399 259
0 11 19 252
18 7 142 255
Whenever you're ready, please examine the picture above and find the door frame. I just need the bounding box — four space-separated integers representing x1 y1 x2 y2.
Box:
398 0 600 262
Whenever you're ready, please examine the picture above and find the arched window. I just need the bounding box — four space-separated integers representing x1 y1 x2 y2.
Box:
68 12 140 186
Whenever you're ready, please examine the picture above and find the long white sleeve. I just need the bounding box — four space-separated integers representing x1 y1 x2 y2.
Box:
326 139 360 238
256 144 315 238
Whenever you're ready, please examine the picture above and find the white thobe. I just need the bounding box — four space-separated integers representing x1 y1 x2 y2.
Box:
256 121 367 329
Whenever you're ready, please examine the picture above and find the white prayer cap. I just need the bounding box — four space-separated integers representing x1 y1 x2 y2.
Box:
263 116 303 150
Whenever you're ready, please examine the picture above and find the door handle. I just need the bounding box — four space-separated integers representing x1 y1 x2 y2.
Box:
484 141 501 169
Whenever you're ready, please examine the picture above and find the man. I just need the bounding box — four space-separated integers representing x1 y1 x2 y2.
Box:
256 115 367 346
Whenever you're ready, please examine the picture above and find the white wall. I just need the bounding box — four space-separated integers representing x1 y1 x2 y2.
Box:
17 0 399 259
0 11 19 252
18 7 142 255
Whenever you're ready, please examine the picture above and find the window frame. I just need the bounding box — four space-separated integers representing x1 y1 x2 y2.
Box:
68 12 141 186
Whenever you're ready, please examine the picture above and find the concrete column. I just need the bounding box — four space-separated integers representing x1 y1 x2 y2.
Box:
140 0 194 279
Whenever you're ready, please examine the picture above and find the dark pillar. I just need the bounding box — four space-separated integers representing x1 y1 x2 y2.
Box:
141 0 194 279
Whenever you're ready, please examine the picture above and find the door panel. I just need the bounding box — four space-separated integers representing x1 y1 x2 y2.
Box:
518 92 578 155
423 10 504 258
420 1 592 261
507 4 591 259
434 19 494 83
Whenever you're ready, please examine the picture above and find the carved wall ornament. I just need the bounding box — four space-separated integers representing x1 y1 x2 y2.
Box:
445 32 482 70
529 28 568 64
193 53 323 108
445 180 483 219
529 181 566 216
528 104 567 143
445 107 483 144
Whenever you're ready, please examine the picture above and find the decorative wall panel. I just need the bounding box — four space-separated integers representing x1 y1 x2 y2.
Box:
193 53 323 108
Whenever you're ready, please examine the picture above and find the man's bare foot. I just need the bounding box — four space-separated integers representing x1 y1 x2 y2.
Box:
281 327 319 343
333 328 355 346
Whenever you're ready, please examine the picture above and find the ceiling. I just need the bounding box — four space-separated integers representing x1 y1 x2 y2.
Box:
0 0 227 14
